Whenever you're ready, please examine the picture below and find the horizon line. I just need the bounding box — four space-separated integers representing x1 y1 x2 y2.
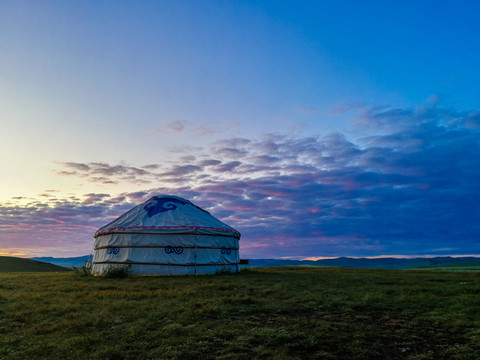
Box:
9 253 480 260
288 254 480 261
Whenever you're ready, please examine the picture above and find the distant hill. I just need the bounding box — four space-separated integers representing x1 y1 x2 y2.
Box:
247 256 480 270
31 255 90 269
0 256 71 272
28 255 480 271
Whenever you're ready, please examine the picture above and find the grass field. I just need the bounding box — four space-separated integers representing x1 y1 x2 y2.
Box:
414 261 480 272
1 267 479 359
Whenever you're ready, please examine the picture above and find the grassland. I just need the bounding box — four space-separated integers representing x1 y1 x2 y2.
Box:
1 267 479 360
414 261 480 272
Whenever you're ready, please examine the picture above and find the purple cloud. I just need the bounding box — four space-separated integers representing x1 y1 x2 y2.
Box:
165 120 186 133
151 121 215 136
2 103 479 258
56 162 158 185
199 159 222 167
214 161 242 172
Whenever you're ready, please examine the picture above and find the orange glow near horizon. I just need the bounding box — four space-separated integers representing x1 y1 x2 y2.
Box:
0 249 29 258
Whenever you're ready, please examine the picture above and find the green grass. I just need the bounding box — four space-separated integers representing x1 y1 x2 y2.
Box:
0 256 71 272
414 260 480 272
1 267 480 359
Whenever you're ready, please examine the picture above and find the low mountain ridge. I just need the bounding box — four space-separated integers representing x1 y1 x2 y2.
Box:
29 255 480 270
0 256 71 272
247 256 480 269
31 255 90 269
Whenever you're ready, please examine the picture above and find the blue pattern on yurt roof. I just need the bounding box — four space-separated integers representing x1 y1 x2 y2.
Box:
144 197 188 217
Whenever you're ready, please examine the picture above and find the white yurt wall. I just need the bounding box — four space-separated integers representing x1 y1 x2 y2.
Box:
91 195 241 275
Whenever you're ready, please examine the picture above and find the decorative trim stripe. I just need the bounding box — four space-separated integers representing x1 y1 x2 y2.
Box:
92 261 239 266
95 225 240 238
94 245 239 250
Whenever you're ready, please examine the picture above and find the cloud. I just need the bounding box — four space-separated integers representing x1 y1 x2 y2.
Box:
0 198 119 257
162 165 202 177
165 120 186 133
2 103 480 258
199 159 222 167
63 162 91 172
214 161 242 172
151 120 215 136
215 147 248 159
142 164 161 170
83 193 110 205
56 161 157 185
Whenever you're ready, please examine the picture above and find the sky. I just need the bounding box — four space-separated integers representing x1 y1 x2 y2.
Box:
1 0 479 259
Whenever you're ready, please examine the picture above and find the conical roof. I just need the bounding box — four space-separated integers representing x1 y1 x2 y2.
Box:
94 195 240 238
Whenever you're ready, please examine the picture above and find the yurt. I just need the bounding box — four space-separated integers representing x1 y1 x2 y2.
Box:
91 195 241 275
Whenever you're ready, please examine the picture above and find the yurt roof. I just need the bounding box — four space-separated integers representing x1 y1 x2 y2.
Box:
94 195 240 238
